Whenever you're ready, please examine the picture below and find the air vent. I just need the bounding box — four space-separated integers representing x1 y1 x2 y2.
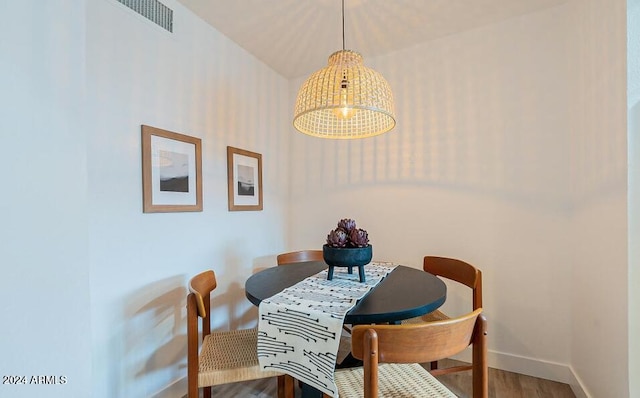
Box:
117 0 173 32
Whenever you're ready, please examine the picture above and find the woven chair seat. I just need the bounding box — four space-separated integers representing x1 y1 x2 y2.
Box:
334 363 457 398
401 309 449 325
198 327 283 387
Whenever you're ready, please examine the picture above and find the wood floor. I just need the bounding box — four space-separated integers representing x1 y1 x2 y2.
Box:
432 359 575 398
200 359 576 397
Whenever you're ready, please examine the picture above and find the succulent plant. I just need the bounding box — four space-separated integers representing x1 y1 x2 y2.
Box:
349 228 369 247
327 228 348 248
337 218 357 234
326 219 370 248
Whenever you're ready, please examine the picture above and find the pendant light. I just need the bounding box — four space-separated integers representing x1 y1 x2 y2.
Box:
293 0 396 139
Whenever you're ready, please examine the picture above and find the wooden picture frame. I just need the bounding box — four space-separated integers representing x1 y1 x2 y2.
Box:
226 146 263 211
141 125 202 213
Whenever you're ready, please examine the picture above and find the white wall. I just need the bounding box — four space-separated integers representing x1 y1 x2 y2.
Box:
1 0 291 396
85 1 291 396
289 1 630 396
629 104 640 398
0 1 91 397
628 0 640 396
289 2 576 383
567 0 629 397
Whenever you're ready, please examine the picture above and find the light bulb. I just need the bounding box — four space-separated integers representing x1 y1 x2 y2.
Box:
333 79 356 119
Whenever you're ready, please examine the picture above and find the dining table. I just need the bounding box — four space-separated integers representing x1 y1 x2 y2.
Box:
245 260 447 398
246 261 447 325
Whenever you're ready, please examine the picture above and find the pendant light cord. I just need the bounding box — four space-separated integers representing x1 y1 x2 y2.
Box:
342 0 345 50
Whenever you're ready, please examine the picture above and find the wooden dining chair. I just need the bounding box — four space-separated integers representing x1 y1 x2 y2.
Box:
276 249 324 265
403 256 483 373
326 308 488 398
187 270 295 398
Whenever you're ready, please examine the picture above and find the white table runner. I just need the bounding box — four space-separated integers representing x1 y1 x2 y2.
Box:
257 262 396 397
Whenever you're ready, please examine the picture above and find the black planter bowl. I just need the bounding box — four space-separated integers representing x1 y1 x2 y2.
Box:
322 244 373 282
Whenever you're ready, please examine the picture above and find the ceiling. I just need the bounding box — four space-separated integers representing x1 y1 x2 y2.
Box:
176 0 568 79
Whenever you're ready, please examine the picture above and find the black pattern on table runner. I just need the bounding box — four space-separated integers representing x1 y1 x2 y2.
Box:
258 262 396 397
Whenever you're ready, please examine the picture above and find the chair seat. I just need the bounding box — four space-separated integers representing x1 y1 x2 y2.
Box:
401 309 450 325
334 363 457 398
198 327 283 387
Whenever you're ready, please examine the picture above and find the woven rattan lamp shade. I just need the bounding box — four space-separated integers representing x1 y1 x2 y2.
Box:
293 50 396 139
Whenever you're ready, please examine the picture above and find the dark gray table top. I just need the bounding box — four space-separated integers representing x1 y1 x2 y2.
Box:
245 261 447 324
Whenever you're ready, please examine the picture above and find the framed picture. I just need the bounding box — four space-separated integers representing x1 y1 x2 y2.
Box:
141 125 202 213
227 146 263 211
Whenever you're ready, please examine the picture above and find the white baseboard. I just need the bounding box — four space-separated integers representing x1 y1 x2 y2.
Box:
450 350 591 398
567 367 591 398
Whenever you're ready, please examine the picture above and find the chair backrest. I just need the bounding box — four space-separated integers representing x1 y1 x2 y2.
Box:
351 308 487 398
189 270 217 318
423 256 483 310
277 250 324 265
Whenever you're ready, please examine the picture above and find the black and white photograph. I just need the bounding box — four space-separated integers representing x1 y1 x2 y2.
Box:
159 150 189 192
